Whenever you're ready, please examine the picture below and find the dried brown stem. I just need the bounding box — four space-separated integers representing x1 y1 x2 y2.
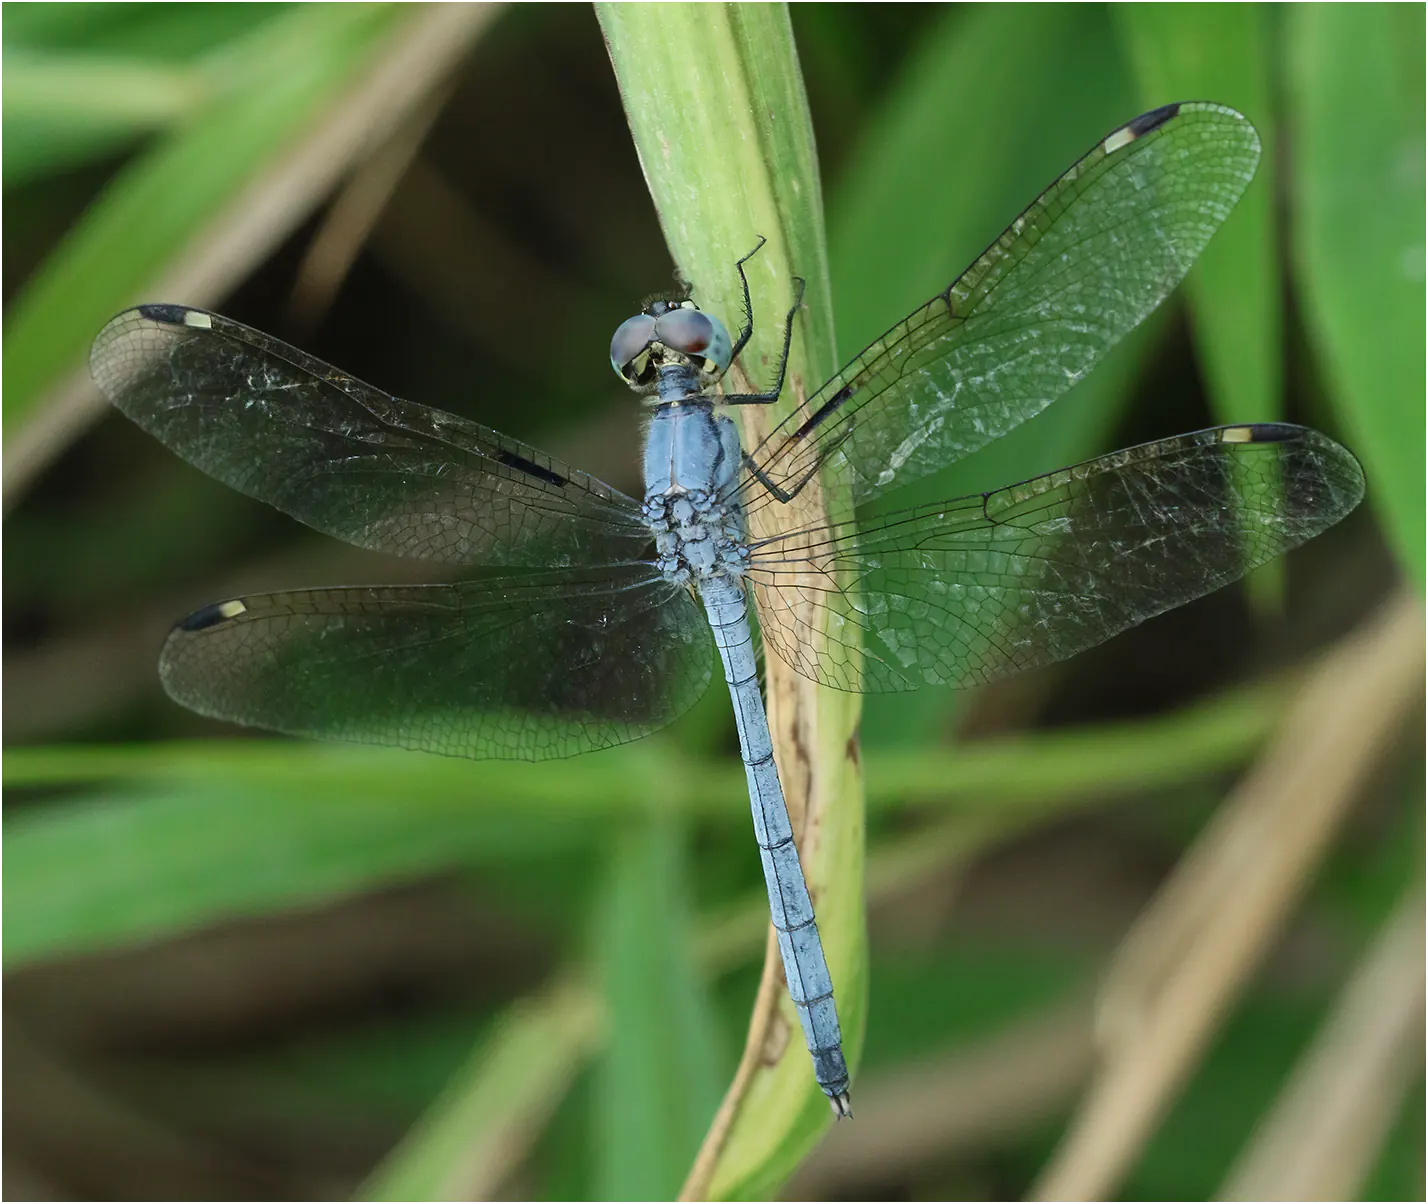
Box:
1031 590 1425 1201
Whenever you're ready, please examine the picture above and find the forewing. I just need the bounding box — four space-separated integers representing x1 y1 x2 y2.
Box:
746 425 1364 692
745 103 1262 513
92 305 649 568
159 565 713 761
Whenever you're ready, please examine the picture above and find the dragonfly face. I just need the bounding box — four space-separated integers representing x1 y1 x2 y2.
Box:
91 101 1366 1116
609 298 733 392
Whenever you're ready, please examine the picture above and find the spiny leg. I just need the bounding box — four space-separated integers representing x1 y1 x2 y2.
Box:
727 236 768 363
724 239 806 406
740 426 850 504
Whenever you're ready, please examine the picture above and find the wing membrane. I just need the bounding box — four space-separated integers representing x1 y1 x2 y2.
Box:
92 305 649 568
744 103 1261 515
745 425 1364 692
160 565 713 761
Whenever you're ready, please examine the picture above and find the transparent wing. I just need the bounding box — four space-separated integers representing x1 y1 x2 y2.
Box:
92 305 650 568
743 103 1262 515
745 425 1364 693
159 565 713 761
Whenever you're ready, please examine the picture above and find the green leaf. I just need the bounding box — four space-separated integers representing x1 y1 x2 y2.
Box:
599 5 834 376
4 680 1286 973
359 983 603 1202
1115 5 1280 427
4 685 1288 1194
2 743 680 969
598 4 866 1191
826 3 1152 748
830 5 1133 363
2 3 287 59
593 816 726 1199
1286 4 1426 587
3 51 206 185
1114 5 1283 609
2 5 399 436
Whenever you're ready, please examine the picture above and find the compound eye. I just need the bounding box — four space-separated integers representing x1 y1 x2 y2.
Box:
655 307 732 373
609 314 657 380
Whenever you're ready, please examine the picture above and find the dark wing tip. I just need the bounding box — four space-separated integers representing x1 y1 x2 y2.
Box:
1217 423 1367 516
92 304 222 404
1218 422 1306 444
134 303 214 329
175 599 248 632
1102 104 1185 156
1216 422 1336 445
136 303 192 325
1127 103 1182 138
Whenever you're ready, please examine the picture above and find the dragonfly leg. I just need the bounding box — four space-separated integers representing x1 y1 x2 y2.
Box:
727 236 767 363
725 274 805 406
740 425 852 506
742 453 794 502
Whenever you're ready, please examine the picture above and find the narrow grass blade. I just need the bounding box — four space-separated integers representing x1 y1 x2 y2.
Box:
1286 4 1426 587
598 6 866 1191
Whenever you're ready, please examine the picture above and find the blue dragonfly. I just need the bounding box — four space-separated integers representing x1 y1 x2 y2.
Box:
91 102 1364 1118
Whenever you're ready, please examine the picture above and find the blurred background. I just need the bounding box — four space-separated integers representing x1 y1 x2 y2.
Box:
4 3 1423 1200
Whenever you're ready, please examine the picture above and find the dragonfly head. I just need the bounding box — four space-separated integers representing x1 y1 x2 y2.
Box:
610 298 732 394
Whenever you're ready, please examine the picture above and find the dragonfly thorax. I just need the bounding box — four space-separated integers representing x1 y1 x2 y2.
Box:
644 488 748 585
642 400 749 586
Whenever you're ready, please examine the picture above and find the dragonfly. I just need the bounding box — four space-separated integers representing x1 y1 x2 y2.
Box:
92 102 1364 1119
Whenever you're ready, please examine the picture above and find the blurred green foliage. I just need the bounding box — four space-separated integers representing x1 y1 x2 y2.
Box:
4 3 402 415
4 3 1421 1200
